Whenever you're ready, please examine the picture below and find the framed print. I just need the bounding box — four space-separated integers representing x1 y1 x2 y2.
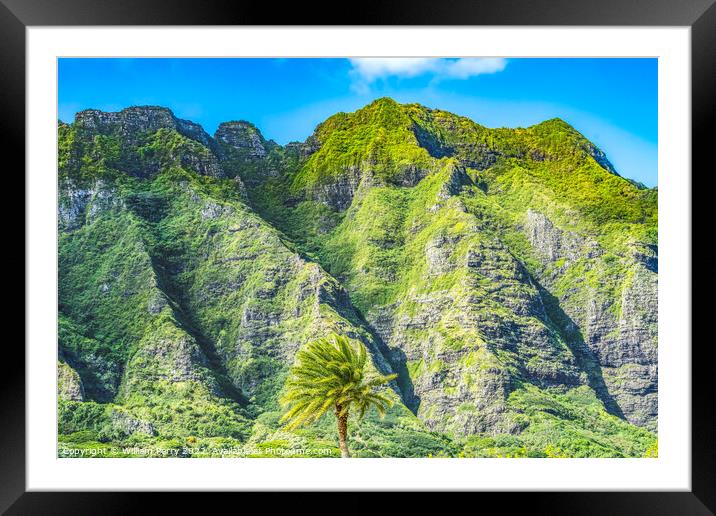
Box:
4 0 714 512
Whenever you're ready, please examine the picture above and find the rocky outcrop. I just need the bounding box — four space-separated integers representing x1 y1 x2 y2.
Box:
214 121 287 186
588 144 618 175
173 147 224 178
75 106 214 148
126 332 209 384
58 183 93 231
309 160 441 212
412 122 501 170
284 140 318 160
524 209 593 263
437 164 471 201
200 199 235 220
109 409 156 436
631 242 658 273
58 179 124 230
57 361 85 401
71 107 226 179
522 209 658 431
591 262 658 429
215 121 268 160
311 165 365 212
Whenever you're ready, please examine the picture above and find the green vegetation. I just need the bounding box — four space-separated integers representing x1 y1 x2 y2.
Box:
290 99 437 193
280 334 396 457
57 99 657 457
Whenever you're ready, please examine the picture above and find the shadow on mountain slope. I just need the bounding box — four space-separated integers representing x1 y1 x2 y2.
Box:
536 281 626 420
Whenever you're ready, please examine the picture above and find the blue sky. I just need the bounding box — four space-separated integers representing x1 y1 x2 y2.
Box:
58 58 657 186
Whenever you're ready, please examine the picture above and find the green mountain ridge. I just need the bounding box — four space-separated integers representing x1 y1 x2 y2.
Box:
57 98 658 458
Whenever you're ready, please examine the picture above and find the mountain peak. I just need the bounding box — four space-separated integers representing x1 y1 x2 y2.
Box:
525 117 618 175
74 105 174 128
217 119 259 129
215 120 268 160
73 105 214 148
536 116 570 127
366 96 400 108
215 120 264 140
355 97 408 118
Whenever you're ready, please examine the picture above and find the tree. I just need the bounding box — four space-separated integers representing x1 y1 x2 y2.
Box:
280 333 397 458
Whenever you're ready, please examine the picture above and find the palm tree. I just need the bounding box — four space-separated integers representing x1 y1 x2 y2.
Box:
280 333 397 458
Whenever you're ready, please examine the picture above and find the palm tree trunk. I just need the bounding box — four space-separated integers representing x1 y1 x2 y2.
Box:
336 406 350 458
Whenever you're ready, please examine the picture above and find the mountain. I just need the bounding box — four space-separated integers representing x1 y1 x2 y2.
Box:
57 99 657 458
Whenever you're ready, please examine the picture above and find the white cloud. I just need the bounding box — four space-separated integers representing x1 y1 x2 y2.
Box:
442 58 507 79
348 58 507 92
349 58 439 82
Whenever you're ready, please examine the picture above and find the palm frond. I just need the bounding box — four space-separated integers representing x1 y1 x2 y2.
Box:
280 333 398 431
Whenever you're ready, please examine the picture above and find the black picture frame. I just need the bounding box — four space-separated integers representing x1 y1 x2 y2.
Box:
3 0 713 513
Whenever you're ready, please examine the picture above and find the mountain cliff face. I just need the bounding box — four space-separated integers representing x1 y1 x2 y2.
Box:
58 100 658 457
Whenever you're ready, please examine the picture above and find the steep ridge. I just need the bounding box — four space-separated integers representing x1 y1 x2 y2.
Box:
57 100 658 457
242 99 657 433
58 175 253 445
58 110 456 457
